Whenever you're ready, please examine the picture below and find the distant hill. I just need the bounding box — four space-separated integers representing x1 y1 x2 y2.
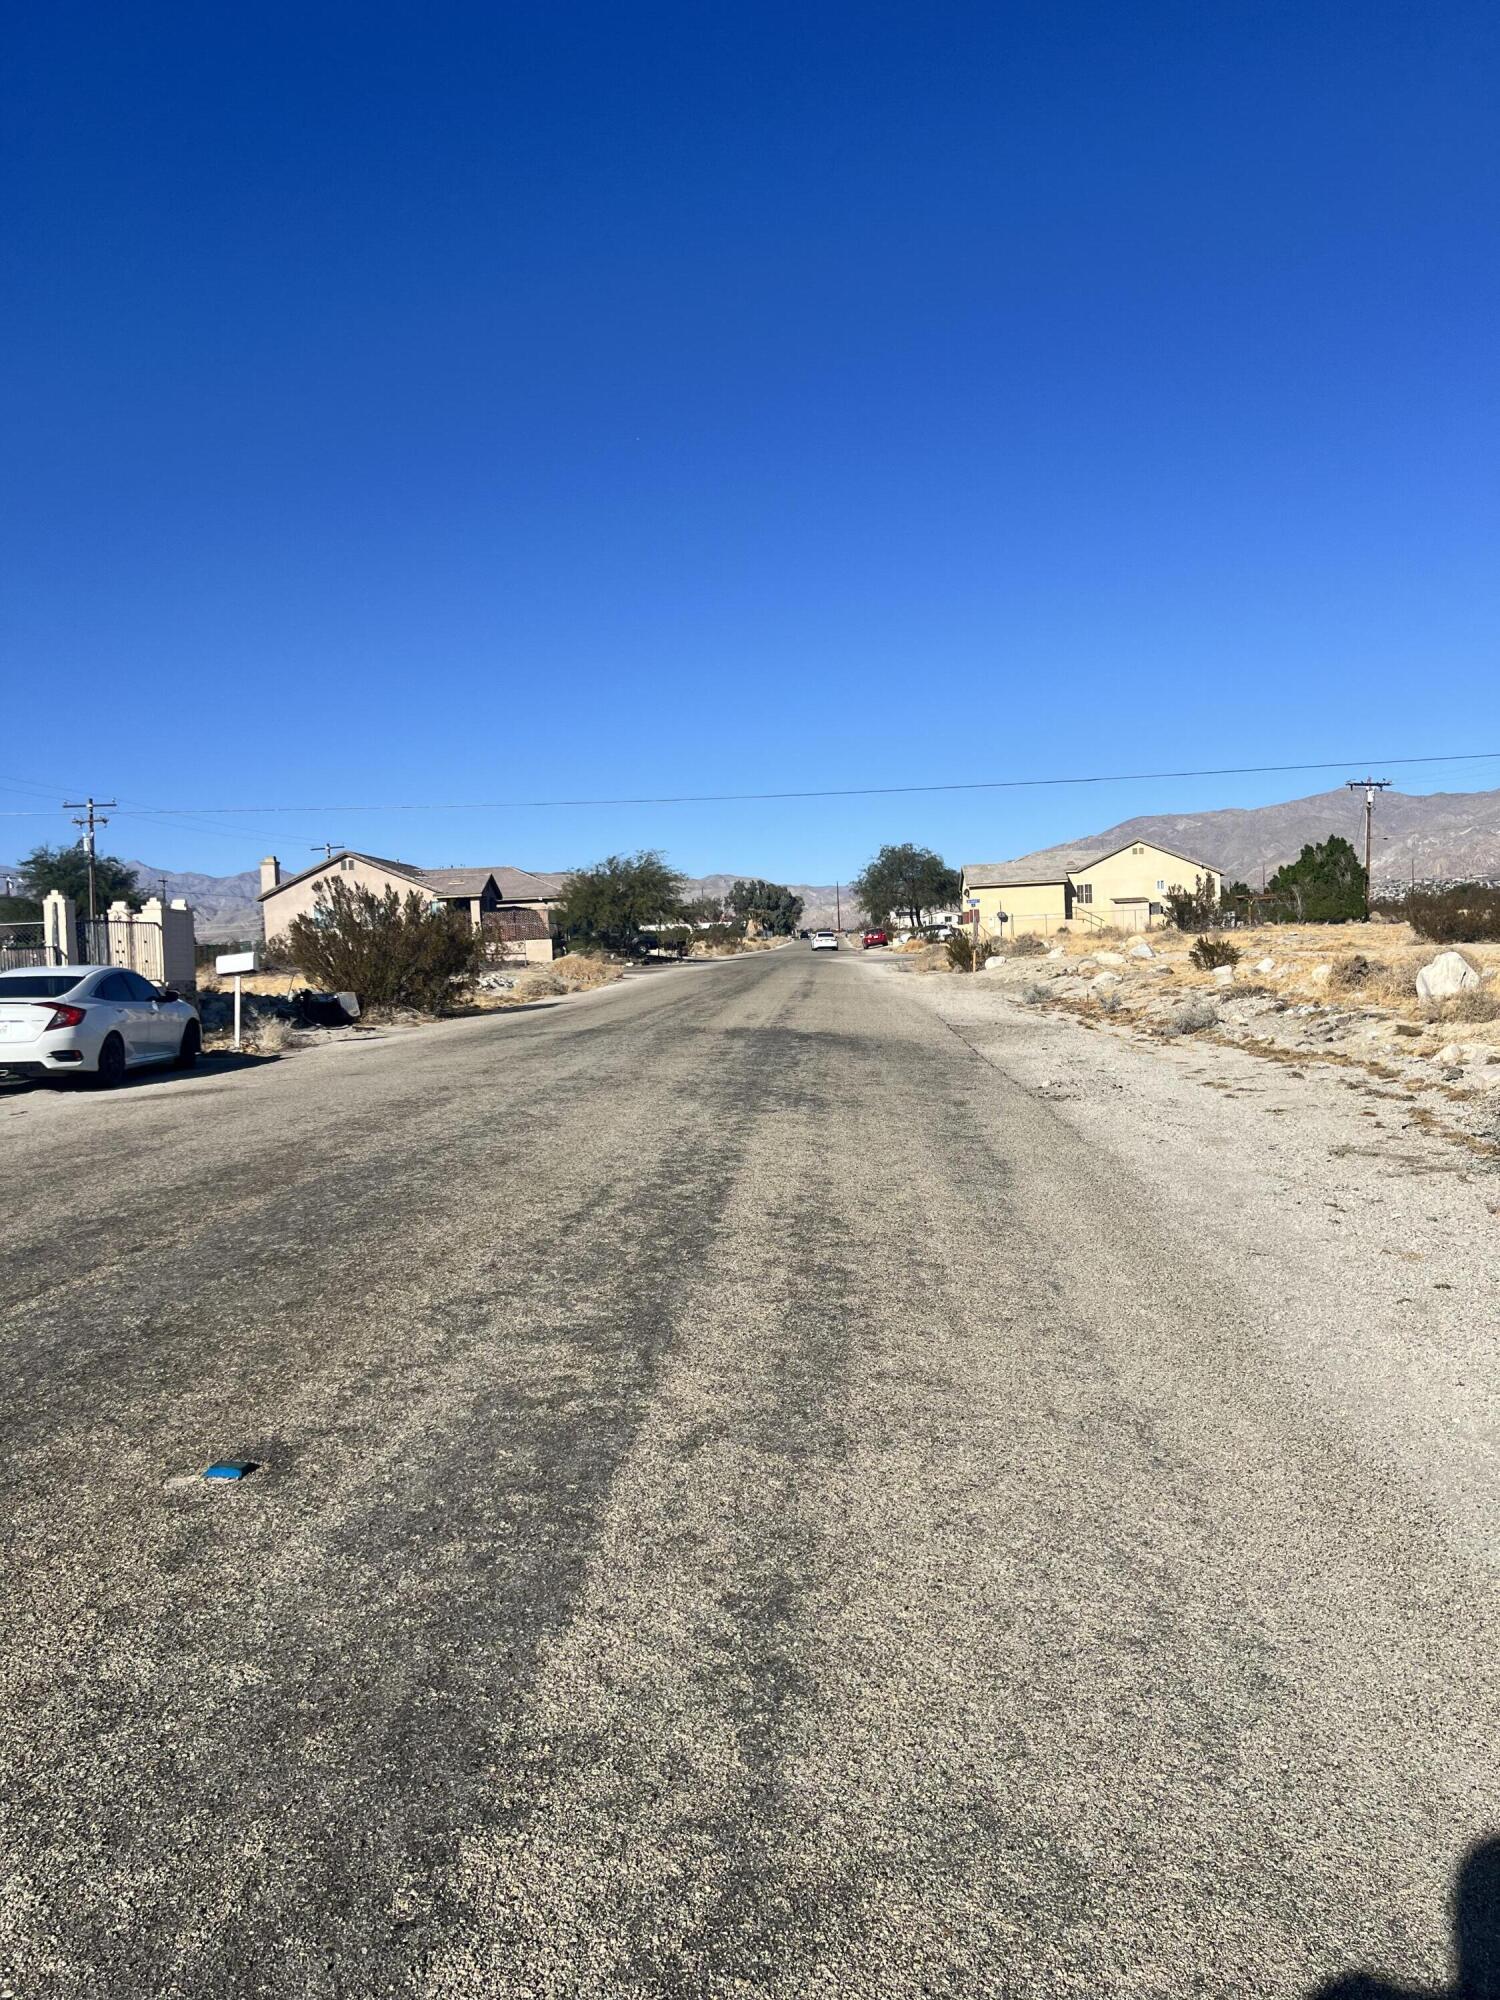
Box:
992 787 1500 893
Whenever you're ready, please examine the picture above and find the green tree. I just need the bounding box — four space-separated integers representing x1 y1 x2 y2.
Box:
280 878 486 1012
17 842 141 910
1266 836 1367 923
682 893 726 926
555 851 686 955
1162 873 1221 932
726 878 804 935
851 844 960 930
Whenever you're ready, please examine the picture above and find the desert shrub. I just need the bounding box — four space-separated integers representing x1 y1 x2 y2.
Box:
1406 884 1500 943
554 956 623 990
946 932 999 971
1189 935 1241 972
511 967 566 1000
1163 996 1218 1036
1431 987 1500 1024
284 879 486 1013
258 932 299 973
1163 875 1222 932
1328 953 1372 991
249 1015 303 1054
1006 933 1047 957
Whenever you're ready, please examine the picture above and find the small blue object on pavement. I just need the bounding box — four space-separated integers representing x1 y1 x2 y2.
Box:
203 1460 258 1481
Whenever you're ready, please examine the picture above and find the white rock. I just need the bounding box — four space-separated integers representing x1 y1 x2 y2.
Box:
1094 950 1126 966
1211 963 1236 986
1127 941 1154 959
1092 971 1122 989
1045 947 1064 960
1435 1042 1467 1064
1307 963 1333 987
1416 951 1482 1001
1255 957 1276 975
983 955 1007 972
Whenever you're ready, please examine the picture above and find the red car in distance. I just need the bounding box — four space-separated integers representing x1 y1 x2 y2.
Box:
862 929 889 948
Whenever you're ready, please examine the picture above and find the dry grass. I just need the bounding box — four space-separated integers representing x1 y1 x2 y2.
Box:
689 936 779 957
505 956 625 1003
247 1014 304 1054
1429 987 1500 1025
553 954 625 990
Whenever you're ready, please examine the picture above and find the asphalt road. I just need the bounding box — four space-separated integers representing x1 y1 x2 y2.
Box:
1 947 1495 1998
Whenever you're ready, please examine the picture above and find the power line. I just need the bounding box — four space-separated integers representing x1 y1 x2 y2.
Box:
2 748 1500 826
32 747 1500 818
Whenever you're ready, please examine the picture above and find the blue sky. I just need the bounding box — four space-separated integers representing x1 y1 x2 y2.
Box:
3 1 1497 882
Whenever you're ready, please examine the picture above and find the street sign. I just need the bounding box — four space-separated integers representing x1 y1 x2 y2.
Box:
216 949 257 975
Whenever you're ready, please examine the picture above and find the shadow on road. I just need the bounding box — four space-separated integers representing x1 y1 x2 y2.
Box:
1313 1840 1500 1997
0 1049 277 1096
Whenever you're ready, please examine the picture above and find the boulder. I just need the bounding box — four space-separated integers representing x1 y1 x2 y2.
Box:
1307 963 1333 987
1092 971 1122 989
1127 941 1154 959
1211 963 1236 986
1436 1042 1466 1065
1094 950 1126 966
1255 957 1276 975
1045 947 1064 960
1415 951 1481 1002
983 955 1007 972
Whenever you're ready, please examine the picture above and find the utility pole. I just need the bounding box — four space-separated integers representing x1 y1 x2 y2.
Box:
312 842 344 863
835 882 842 930
1346 778 1391 916
63 797 117 924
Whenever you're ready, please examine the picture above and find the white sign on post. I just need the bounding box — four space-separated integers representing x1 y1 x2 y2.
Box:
215 950 258 1051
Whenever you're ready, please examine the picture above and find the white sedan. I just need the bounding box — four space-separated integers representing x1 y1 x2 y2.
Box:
811 930 839 951
0 965 201 1087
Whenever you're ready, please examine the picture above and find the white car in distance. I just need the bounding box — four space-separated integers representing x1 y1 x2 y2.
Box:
811 930 839 951
0 966 201 1087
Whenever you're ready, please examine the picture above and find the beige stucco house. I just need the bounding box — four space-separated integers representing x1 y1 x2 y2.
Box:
961 841 1223 939
258 852 565 961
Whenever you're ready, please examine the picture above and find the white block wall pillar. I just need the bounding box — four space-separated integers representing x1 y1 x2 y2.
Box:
41 891 78 965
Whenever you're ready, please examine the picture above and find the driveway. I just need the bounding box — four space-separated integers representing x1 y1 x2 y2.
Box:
1 948 1495 1997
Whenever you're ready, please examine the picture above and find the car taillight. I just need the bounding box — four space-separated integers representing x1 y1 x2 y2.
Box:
38 1003 86 1031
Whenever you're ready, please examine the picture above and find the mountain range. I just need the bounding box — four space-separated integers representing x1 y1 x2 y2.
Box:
999 787 1500 892
6 786 1500 938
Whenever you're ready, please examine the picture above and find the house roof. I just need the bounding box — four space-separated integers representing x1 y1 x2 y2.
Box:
491 866 567 901
259 851 566 903
417 868 499 898
962 858 1086 889
1070 840 1220 877
963 839 1221 891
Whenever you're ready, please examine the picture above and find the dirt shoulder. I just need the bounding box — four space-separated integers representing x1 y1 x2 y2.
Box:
880 921 1500 1160
859 940 1500 1545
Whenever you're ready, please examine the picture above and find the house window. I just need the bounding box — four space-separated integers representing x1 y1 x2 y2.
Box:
340 857 355 871
1076 883 1093 904
1132 845 1144 856
1156 878 1165 891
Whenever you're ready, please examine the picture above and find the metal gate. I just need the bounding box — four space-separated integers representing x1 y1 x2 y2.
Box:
79 914 166 980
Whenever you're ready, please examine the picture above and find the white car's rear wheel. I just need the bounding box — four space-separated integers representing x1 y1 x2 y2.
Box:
92 1034 126 1089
